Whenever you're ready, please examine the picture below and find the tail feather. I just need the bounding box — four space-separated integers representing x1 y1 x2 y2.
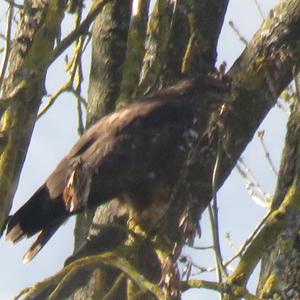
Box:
5 222 25 243
6 184 70 261
22 223 61 264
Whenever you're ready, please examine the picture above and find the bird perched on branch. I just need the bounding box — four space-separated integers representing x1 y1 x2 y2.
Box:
4 74 229 263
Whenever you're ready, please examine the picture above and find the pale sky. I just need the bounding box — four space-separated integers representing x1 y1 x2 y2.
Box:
0 1 282 299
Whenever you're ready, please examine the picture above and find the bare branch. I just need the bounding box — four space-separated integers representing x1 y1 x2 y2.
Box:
0 0 14 91
38 10 87 120
3 0 22 9
224 210 272 267
228 20 248 45
253 0 265 20
208 135 228 298
15 251 165 300
180 279 260 299
257 130 278 176
51 0 109 64
225 233 239 254
37 81 72 119
224 185 300 298
236 158 271 207
73 8 85 135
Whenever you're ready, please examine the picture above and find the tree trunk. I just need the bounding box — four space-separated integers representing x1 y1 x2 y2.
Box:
257 72 300 298
71 1 132 299
0 0 67 229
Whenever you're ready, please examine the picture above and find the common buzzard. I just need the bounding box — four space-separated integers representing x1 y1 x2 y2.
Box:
5 75 228 263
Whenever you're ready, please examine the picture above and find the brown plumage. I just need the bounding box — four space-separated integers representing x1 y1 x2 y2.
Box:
5 75 228 263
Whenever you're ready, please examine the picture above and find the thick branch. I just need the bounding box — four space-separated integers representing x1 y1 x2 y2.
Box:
15 249 164 300
257 72 300 297
0 0 67 229
196 0 300 212
225 185 300 299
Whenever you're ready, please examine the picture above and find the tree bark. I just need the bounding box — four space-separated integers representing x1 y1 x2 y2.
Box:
71 1 132 299
0 0 67 229
257 71 300 298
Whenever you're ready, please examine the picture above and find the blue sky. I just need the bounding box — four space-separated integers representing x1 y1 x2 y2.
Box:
0 1 283 299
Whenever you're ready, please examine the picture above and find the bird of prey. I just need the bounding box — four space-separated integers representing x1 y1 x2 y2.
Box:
4 75 228 263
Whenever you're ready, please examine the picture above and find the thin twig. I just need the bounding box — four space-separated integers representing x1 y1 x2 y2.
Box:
253 0 265 20
211 147 227 277
236 158 271 207
208 206 224 300
257 130 278 175
209 144 228 300
189 244 214 250
70 89 87 107
13 288 30 300
190 260 214 274
3 0 23 9
224 232 239 254
37 80 72 118
180 255 213 275
0 0 14 91
193 266 216 275
228 20 248 45
223 210 272 267
73 8 85 135
51 0 109 64
38 11 87 119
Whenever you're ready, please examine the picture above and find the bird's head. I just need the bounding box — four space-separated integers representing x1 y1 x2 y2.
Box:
193 74 231 111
